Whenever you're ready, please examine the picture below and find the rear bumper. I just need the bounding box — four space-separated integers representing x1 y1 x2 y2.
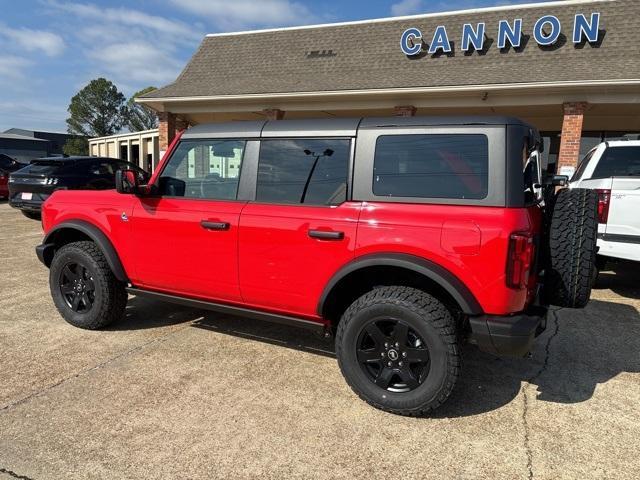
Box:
597 236 640 262
9 199 43 212
468 305 547 357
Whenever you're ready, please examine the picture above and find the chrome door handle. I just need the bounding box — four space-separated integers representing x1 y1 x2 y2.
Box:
201 220 230 231
308 230 344 240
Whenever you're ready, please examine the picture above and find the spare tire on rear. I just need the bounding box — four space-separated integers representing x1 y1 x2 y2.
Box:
544 188 598 308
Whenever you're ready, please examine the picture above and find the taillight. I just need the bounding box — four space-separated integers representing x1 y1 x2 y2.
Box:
595 189 611 224
506 232 534 290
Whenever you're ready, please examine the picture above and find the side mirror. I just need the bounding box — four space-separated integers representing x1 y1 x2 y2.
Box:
554 175 569 187
115 169 138 194
545 174 569 187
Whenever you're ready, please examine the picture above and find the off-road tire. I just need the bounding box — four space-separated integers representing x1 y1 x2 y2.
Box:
50 241 127 329
21 210 41 221
335 286 460 416
545 188 598 308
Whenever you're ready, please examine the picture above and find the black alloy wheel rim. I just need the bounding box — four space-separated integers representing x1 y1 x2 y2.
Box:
59 262 96 313
356 318 431 393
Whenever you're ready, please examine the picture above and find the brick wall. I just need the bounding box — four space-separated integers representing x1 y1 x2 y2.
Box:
158 112 189 151
557 102 588 169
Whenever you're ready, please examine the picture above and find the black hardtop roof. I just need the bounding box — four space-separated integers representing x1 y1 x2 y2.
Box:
182 116 536 139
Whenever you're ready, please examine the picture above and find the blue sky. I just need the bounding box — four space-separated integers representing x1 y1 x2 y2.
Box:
0 0 556 132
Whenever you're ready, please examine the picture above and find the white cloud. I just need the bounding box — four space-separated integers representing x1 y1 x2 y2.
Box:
0 25 65 57
391 0 547 16
44 0 202 44
38 0 204 94
0 55 34 80
391 0 425 16
169 0 316 30
86 42 184 85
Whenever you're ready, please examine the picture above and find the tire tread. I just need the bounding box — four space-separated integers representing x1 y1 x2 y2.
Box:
335 286 460 416
546 188 598 308
50 241 127 329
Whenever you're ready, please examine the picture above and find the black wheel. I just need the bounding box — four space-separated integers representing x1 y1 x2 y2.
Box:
335 286 460 416
49 241 127 329
21 210 41 220
544 188 598 308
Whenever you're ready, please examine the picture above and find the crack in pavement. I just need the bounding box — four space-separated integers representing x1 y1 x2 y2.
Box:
521 309 561 480
0 322 195 414
0 466 35 480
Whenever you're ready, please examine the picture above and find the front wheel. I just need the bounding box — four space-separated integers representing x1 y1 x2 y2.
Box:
335 286 460 416
49 241 127 329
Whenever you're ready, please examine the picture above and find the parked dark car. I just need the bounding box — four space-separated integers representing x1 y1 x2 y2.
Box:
9 156 149 219
0 154 27 199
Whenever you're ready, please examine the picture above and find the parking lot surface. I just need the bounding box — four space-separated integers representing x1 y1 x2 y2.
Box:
1 202 639 480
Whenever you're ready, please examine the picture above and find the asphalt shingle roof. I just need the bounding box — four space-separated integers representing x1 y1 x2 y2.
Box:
142 0 639 99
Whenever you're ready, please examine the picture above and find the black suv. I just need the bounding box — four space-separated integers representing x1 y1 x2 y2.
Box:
9 156 148 219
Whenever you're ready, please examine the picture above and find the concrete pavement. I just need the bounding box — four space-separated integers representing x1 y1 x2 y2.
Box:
0 202 638 479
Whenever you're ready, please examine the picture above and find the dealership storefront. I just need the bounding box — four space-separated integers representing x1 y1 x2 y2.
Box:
134 0 639 174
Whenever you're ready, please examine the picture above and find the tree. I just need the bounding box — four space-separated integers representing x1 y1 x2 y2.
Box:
63 137 89 156
66 78 128 137
127 86 159 132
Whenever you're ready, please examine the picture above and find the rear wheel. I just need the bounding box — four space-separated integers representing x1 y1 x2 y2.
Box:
544 188 598 308
335 286 460 416
49 241 127 329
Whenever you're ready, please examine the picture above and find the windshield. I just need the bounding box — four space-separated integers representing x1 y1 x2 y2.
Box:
591 146 640 178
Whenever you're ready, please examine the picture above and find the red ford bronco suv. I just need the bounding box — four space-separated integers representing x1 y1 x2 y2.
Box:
36 117 598 415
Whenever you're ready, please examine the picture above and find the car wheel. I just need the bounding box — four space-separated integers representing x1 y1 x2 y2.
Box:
544 188 598 308
49 241 127 329
21 210 41 221
335 286 460 416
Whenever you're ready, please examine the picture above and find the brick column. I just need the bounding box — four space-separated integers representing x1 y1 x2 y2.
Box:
393 105 417 117
263 108 285 120
558 102 588 169
158 112 189 151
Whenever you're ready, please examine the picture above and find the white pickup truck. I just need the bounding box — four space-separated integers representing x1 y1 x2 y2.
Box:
569 140 640 264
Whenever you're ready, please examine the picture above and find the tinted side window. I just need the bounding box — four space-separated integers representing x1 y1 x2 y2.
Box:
591 147 640 178
159 140 245 200
91 162 116 176
373 134 489 199
256 139 350 205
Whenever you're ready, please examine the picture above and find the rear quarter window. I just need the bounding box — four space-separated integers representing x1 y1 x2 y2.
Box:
372 134 488 199
591 146 640 178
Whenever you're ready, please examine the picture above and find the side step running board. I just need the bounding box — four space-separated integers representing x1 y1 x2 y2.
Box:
126 287 328 335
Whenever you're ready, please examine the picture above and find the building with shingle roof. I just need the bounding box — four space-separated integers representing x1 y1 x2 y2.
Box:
134 0 639 170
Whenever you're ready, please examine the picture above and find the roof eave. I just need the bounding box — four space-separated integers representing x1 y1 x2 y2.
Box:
135 79 640 107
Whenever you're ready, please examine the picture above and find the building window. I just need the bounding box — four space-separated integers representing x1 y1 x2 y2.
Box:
372 134 488 199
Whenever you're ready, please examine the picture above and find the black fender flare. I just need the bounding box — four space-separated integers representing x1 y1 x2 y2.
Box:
37 220 129 283
317 253 483 316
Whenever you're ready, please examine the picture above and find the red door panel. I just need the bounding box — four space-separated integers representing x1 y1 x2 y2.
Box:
239 202 362 318
130 197 246 302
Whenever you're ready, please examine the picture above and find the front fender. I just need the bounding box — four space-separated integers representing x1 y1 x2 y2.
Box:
37 220 129 283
